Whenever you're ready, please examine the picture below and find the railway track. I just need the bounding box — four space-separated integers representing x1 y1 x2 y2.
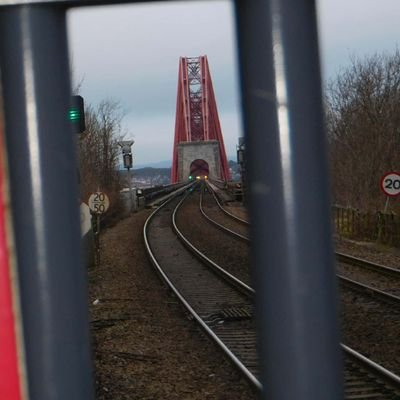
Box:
206 181 249 225
200 186 249 242
204 182 400 290
337 251 400 308
204 184 400 304
144 185 400 397
337 253 400 381
144 188 260 390
178 185 251 285
337 252 400 297
342 347 400 399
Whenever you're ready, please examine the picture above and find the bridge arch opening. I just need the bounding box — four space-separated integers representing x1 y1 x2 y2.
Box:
190 159 209 179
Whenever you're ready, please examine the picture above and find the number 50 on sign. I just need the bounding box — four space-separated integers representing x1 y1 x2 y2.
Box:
381 172 400 197
88 192 110 214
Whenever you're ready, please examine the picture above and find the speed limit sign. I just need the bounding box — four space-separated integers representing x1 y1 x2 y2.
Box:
88 192 110 214
381 172 400 197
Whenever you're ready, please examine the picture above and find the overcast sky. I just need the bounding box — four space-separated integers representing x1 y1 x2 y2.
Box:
67 0 400 166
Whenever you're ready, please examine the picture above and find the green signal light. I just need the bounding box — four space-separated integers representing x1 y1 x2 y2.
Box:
69 108 80 122
189 175 193 180
70 96 86 133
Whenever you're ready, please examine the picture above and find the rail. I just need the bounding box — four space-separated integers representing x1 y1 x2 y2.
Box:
206 182 249 225
143 188 260 389
199 187 249 242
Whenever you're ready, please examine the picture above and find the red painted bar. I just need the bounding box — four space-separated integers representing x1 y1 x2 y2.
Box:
0 123 22 400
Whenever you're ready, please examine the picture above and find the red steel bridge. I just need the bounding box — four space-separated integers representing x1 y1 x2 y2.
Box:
171 56 230 183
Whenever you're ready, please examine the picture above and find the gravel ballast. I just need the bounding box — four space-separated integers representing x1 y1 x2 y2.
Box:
88 210 256 399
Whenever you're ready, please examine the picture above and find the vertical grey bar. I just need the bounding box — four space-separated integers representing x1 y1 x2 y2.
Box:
234 1 342 399
0 5 93 400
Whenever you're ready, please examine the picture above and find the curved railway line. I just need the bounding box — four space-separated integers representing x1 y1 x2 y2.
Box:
206 181 249 225
144 184 400 398
200 186 249 242
179 186 251 285
337 253 400 296
144 187 260 390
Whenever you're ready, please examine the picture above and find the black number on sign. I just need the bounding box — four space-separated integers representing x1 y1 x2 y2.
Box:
94 203 105 213
384 178 400 190
94 192 105 202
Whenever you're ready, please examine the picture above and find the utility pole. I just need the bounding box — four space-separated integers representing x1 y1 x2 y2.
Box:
118 140 135 212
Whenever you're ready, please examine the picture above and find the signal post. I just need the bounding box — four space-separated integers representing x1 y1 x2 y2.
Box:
118 140 135 212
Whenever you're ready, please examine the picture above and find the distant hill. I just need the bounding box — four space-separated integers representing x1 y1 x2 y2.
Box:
134 167 171 178
119 167 171 186
134 160 171 169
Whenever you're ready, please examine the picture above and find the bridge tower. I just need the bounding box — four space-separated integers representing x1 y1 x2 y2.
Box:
171 56 230 183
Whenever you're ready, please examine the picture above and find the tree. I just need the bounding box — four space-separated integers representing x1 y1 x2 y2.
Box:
326 51 400 211
78 99 126 219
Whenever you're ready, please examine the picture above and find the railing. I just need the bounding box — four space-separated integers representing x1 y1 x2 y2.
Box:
333 206 400 246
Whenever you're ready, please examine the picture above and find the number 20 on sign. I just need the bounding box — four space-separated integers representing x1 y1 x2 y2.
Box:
88 192 110 214
381 172 400 197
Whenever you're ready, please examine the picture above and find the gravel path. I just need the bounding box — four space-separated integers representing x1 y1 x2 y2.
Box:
88 210 256 399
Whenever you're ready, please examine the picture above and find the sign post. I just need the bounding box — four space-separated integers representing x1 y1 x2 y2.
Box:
380 172 400 213
88 192 110 265
118 140 135 212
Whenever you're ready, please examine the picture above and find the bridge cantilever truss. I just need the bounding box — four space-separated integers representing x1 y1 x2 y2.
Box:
171 56 230 183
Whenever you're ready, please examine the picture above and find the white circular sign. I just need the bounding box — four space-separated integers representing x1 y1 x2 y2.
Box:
381 172 400 197
88 192 110 214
